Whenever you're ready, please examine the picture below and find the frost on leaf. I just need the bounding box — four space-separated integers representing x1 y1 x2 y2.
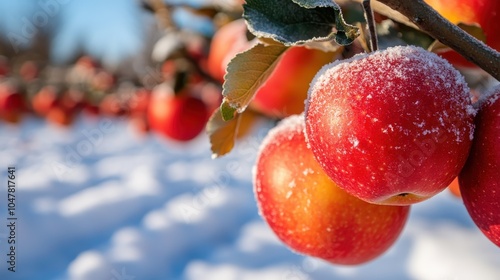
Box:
243 0 359 46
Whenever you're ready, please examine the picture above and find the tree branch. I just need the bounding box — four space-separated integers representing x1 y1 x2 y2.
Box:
363 0 378 52
374 0 500 81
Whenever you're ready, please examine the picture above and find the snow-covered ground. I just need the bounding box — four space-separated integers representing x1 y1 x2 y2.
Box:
0 115 499 280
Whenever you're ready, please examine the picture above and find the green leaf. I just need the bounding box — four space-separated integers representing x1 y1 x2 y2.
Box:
243 0 359 46
220 43 288 121
220 102 237 121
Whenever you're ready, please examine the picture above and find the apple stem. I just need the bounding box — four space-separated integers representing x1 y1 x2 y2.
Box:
375 0 500 81
362 0 378 52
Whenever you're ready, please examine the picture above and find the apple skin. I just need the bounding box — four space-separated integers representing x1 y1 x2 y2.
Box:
148 87 209 142
459 86 500 247
254 115 410 265
305 46 475 205
424 0 500 68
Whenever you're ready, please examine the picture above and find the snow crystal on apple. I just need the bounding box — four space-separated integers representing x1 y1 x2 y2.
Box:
348 135 359 148
480 84 500 107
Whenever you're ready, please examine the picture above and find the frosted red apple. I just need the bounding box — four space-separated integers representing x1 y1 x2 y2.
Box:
254 115 410 265
459 86 500 247
305 46 475 205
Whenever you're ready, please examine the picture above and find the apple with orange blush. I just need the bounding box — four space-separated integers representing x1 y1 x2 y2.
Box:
254 115 410 264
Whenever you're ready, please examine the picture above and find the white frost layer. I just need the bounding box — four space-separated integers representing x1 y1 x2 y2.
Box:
306 45 476 123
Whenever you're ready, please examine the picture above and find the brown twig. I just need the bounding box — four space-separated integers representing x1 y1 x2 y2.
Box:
375 0 500 80
362 0 378 52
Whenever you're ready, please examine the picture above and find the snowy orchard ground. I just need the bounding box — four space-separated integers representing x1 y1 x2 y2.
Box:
0 115 499 280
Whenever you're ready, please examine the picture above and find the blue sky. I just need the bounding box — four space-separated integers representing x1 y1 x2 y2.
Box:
0 0 150 66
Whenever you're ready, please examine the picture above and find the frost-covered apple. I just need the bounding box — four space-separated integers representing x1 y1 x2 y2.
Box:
254 115 410 265
305 46 475 205
459 85 500 247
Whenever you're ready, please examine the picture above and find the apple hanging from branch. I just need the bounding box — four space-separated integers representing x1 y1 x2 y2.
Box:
305 46 475 205
254 115 410 264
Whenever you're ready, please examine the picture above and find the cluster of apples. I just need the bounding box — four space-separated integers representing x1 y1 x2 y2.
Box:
254 45 500 265
0 54 222 142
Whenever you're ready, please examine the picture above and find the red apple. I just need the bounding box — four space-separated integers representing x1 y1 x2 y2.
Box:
425 0 500 68
0 84 24 123
459 85 500 247
305 46 475 205
254 115 410 265
148 85 209 141
32 86 78 126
